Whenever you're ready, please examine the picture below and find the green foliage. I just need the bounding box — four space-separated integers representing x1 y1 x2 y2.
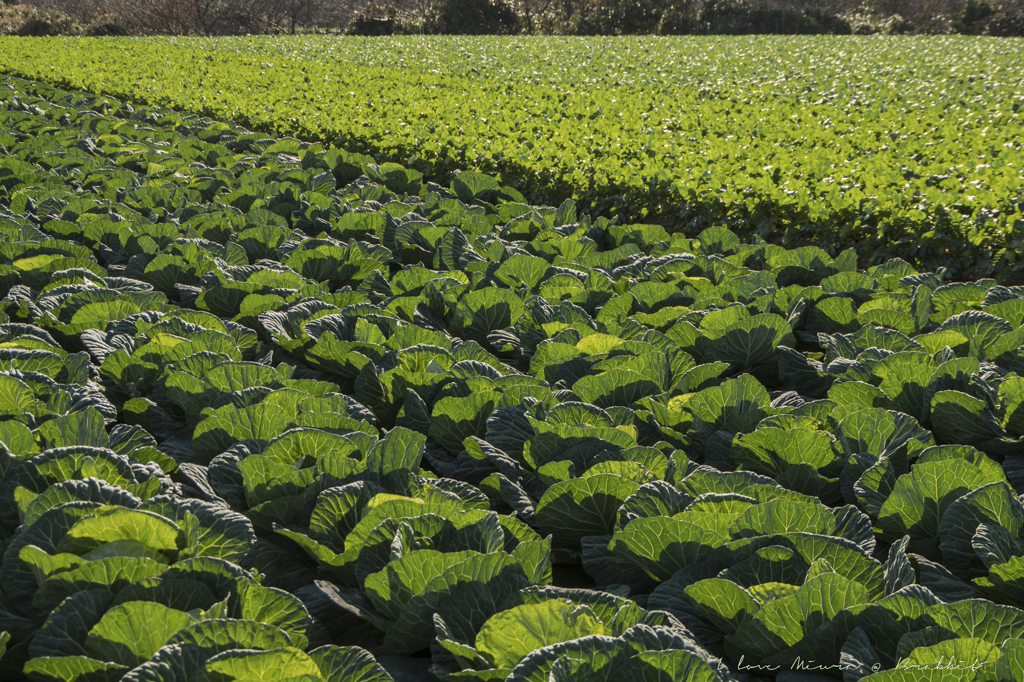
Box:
0 36 1019 277
84 15 130 37
987 1 1024 36
345 3 406 36
3 69 1024 682
570 0 674 35
840 2 917 34
702 0 853 35
12 8 81 37
424 0 521 34
955 0 997 34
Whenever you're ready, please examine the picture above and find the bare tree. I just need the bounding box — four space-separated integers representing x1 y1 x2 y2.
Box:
13 0 985 33
280 0 324 32
16 0 330 33
517 0 555 32
249 0 330 32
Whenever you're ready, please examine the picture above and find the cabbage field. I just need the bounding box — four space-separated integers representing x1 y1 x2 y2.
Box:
0 34 1023 682
0 36 1022 278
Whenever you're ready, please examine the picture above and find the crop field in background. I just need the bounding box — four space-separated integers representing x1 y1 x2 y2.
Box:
0 35 1022 277
1 35 1024 682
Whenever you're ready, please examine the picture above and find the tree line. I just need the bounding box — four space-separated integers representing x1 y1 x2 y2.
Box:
1 0 1021 37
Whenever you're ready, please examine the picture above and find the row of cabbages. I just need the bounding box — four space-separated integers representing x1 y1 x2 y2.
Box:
1 76 1023 682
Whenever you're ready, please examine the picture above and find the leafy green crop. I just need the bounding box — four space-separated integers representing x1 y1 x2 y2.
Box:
0 36 1021 277
3 73 1024 682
